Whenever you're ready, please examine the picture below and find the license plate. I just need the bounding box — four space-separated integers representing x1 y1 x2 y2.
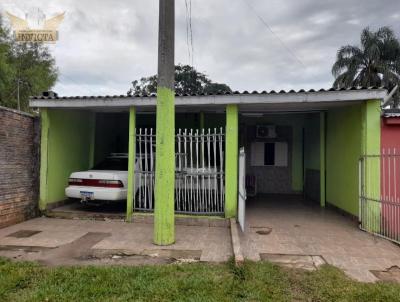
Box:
80 191 94 200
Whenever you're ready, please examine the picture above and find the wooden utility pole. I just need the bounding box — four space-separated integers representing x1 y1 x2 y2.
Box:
154 0 175 245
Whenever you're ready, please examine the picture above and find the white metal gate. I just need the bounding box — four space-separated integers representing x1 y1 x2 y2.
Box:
238 147 246 232
359 150 400 244
134 128 225 215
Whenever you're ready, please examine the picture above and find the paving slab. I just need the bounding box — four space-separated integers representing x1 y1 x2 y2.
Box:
241 194 400 283
0 216 232 263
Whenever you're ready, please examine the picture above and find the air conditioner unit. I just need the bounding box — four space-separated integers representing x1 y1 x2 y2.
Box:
256 125 276 139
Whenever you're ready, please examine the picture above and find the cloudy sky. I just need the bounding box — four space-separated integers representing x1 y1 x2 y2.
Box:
1 0 400 96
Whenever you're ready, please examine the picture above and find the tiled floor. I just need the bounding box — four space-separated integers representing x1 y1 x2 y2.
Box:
241 194 400 282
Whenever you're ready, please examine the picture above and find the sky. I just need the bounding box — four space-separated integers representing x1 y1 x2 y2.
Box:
1 0 400 96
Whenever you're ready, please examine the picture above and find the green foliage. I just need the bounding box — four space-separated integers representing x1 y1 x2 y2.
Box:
128 64 232 96
332 26 400 107
1 258 400 302
0 16 58 112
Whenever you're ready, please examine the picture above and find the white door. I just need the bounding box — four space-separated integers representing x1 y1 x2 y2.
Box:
238 147 246 232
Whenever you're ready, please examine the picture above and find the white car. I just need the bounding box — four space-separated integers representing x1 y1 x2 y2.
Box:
66 154 132 202
65 153 221 204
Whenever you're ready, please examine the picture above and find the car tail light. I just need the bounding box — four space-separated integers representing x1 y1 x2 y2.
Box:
68 178 124 188
68 178 83 186
97 180 124 188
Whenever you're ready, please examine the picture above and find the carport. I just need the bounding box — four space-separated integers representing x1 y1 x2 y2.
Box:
30 87 386 224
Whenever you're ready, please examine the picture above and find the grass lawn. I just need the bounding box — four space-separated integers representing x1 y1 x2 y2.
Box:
1 257 400 301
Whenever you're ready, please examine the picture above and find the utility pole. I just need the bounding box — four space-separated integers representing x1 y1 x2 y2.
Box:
154 0 175 245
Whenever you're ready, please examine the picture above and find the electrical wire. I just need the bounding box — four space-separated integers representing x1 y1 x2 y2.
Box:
241 0 307 69
58 72 101 96
188 0 194 67
184 0 191 65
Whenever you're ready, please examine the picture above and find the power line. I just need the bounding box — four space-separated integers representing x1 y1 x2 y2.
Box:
58 72 101 96
189 0 194 67
184 0 191 64
241 0 307 69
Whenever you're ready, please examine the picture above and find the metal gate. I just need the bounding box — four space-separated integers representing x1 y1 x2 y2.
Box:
134 128 225 215
359 149 400 244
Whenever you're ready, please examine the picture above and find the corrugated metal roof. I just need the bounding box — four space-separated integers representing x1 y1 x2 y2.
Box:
31 86 387 100
383 108 400 117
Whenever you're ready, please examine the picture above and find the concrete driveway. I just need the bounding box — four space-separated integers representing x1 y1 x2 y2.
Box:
241 194 400 282
1 196 400 282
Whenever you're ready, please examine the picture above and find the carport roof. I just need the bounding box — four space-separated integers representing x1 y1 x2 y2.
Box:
29 86 388 112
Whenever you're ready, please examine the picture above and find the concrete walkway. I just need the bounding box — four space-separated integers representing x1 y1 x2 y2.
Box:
241 194 400 282
0 217 232 265
1 196 400 282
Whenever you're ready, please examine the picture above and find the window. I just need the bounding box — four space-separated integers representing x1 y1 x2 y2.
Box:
251 142 288 167
264 143 275 165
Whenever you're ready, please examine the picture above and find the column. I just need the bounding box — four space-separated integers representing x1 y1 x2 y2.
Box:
225 104 239 218
126 107 136 222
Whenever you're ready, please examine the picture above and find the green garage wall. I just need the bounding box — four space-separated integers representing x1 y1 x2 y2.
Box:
326 104 362 216
40 109 94 209
304 114 320 171
303 113 321 203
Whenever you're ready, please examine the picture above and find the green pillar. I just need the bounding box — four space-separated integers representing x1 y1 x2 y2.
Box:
154 88 175 245
199 111 205 129
126 107 136 222
320 112 326 207
225 104 239 218
361 100 381 231
291 126 303 192
39 108 50 211
88 113 96 168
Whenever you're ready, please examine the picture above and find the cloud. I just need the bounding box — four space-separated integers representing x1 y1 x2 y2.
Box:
1 0 399 95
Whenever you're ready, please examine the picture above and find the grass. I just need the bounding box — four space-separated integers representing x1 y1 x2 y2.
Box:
1 257 400 301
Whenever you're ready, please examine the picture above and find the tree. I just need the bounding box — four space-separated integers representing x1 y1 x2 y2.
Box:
0 16 58 111
332 27 400 107
128 64 232 95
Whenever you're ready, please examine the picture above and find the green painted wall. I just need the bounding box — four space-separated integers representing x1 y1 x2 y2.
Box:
320 112 326 207
361 100 381 230
41 109 94 207
291 125 303 192
326 101 381 217
326 104 362 216
304 114 320 171
39 109 49 210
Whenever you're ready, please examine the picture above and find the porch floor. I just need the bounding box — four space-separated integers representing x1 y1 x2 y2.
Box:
241 194 400 282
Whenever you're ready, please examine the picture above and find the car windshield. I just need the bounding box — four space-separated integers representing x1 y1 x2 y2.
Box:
92 157 128 171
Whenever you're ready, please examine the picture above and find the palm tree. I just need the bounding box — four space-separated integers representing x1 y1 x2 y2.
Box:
332 27 400 92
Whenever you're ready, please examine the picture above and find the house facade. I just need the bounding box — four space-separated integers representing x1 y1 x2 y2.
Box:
30 87 389 239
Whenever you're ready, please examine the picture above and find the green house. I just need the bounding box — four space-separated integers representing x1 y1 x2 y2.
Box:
29 87 386 235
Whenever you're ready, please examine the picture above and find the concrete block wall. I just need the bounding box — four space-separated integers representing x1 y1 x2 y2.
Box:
0 106 39 228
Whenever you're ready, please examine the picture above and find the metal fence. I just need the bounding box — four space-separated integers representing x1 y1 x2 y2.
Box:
359 149 400 244
134 128 225 215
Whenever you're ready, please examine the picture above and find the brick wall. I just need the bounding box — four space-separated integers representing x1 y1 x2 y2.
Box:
0 106 39 228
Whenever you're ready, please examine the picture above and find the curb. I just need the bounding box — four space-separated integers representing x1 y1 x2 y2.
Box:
230 218 244 264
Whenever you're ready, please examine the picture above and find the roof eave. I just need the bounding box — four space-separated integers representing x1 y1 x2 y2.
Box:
29 89 388 109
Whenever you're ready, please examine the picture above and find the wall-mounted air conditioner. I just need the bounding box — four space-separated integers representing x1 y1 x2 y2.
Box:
256 125 276 139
